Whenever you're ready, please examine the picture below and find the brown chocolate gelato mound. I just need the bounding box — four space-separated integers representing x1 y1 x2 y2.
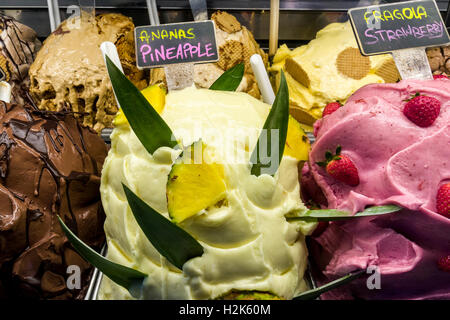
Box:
427 46 450 76
0 101 107 299
29 13 148 132
0 14 41 105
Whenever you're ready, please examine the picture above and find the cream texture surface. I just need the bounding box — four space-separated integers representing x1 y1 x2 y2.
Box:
98 87 310 300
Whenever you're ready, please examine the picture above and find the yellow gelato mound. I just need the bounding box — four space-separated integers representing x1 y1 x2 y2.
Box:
269 21 400 128
99 87 312 300
29 13 149 132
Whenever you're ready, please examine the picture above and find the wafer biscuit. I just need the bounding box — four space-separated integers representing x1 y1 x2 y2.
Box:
336 48 370 80
374 59 400 83
217 40 244 70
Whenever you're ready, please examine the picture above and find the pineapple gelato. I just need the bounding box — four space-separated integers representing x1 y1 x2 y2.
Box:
98 86 312 300
269 21 400 129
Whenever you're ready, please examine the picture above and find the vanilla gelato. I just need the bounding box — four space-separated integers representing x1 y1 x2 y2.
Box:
98 87 312 300
269 22 400 127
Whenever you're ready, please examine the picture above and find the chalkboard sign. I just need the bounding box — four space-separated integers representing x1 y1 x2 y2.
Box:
135 20 219 68
349 0 450 55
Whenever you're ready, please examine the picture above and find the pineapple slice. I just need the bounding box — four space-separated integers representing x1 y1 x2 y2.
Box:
140 84 166 114
167 142 227 223
284 115 310 161
114 84 166 126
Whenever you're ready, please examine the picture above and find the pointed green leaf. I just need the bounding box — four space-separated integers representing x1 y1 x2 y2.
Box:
294 269 366 300
287 205 401 223
122 183 204 270
360 205 402 215
105 55 177 154
209 63 244 91
250 70 289 176
58 216 147 294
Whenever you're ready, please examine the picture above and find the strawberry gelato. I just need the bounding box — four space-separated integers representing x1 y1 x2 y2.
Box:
302 79 450 299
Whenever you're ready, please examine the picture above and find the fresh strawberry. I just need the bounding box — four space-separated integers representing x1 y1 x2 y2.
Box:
403 93 441 127
322 102 342 117
436 183 450 218
433 74 449 80
437 255 450 272
316 145 359 186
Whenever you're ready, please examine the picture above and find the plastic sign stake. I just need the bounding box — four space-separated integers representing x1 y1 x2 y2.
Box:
79 0 95 20
189 0 208 21
163 0 208 90
391 47 434 80
349 0 450 80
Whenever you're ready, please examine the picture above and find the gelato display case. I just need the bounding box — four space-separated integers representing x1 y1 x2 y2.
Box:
0 0 449 301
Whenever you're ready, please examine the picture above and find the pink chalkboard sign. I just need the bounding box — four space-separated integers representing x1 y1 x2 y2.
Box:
349 0 450 55
135 20 219 68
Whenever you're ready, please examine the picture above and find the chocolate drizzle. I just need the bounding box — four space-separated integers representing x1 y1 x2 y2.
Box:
0 14 41 105
0 14 37 80
0 101 107 299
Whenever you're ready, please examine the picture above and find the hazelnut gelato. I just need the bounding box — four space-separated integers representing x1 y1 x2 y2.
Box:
427 46 450 76
29 13 148 132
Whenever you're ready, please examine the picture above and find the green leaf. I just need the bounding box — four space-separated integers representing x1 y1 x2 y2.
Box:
250 70 289 176
105 55 177 154
209 63 244 91
57 216 147 295
122 183 204 270
287 205 402 222
293 269 366 300
316 161 327 168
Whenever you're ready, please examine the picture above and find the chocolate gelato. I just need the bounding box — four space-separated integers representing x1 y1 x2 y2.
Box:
0 101 107 299
0 14 41 104
29 13 148 132
150 11 268 99
427 46 450 76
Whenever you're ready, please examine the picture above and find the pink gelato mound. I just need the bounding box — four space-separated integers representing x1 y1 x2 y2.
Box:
303 79 450 300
